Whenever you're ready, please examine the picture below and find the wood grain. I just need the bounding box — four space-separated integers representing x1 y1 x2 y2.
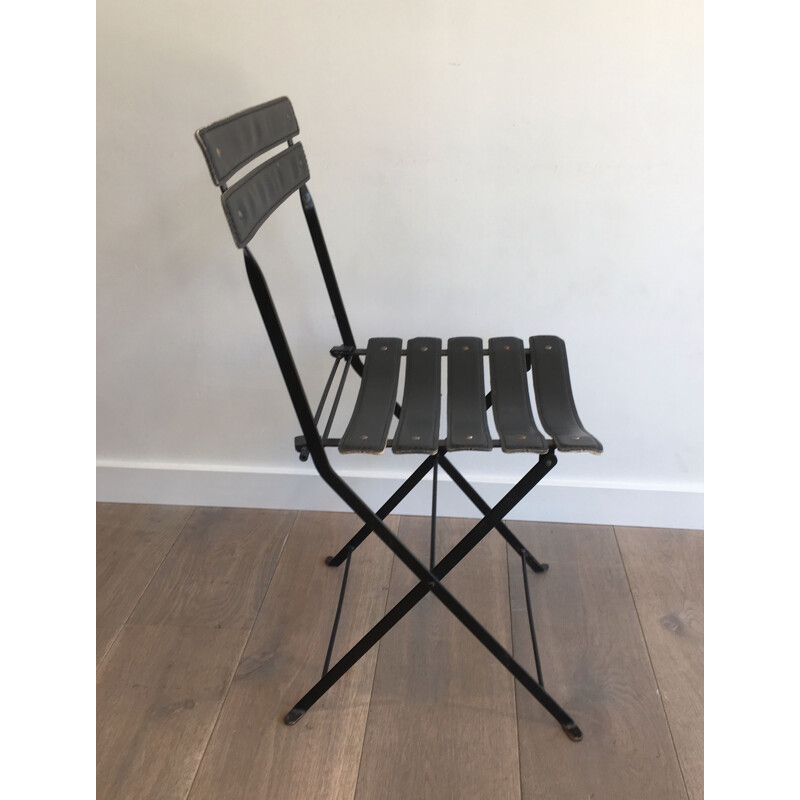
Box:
130 506 294 630
616 527 703 800
96 502 194 665
187 510 395 800
354 515 521 800
97 507 294 800
508 521 688 799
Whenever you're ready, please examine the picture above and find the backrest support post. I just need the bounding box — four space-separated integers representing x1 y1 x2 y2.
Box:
299 186 358 349
243 246 325 459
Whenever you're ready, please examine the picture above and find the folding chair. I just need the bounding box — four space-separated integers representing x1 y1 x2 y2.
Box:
195 97 602 742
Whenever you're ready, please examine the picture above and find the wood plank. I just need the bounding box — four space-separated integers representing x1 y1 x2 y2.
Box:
96 502 194 665
616 527 703 800
187 510 395 800
355 516 521 800
129 506 293 629
508 521 688 799
97 507 294 800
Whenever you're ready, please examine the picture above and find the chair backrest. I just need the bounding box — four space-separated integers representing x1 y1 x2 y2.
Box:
195 97 361 464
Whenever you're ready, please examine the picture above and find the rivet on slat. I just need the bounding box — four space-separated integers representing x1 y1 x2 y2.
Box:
518 435 527 440
462 345 469 351
504 345 510 350
215 147 222 157
420 345 428 352
237 210 244 218
411 435 421 441
359 434 368 440
545 345 552 350
465 435 473 440
380 345 388 351
573 435 581 440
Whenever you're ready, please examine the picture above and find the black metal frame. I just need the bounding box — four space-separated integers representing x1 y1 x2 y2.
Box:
235 186 584 741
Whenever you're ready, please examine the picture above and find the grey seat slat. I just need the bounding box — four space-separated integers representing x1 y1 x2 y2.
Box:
339 338 402 454
220 143 309 248
446 337 492 451
488 338 548 453
529 336 603 454
393 338 442 454
195 97 299 186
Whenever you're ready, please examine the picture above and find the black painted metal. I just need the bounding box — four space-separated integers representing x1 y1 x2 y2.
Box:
322 353 354 442
438 454 549 573
430 459 439 569
323 546 353 677
521 549 544 687
326 455 437 567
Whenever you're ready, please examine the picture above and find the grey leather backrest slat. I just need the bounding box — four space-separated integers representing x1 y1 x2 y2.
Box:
339 338 403 454
446 337 492 451
529 336 603 454
220 143 309 248
488 338 548 453
393 338 442 454
195 97 299 186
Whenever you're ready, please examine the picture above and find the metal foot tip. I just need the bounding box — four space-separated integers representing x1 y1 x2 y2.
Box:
562 722 583 742
533 562 549 573
325 556 336 566
284 708 306 726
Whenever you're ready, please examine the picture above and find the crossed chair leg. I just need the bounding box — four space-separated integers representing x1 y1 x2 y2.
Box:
284 447 583 742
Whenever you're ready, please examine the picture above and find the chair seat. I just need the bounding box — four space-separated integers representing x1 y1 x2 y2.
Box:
338 336 602 456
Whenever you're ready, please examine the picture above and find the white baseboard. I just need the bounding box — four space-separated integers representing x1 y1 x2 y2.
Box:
96 460 703 530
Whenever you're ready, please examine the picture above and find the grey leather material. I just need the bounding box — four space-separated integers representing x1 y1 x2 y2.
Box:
446 337 492 451
221 143 309 248
529 336 603 454
488 337 548 453
195 97 299 186
393 337 442 454
339 338 402 454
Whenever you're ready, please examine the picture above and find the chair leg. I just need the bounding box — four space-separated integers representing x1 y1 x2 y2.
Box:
438 453 549 572
285 449 582 741
326 454 437 566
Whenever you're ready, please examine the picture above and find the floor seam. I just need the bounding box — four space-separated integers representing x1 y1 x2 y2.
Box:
613 525 691 800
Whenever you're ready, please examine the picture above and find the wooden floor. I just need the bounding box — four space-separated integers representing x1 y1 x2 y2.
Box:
97 504 703 800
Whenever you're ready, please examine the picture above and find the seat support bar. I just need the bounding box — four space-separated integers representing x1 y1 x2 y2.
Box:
326 455 438 567
438 453 549 573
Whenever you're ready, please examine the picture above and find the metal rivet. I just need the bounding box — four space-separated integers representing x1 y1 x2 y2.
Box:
411 435 420 441
519 435 527 440
465 435 473 440
462 345 469 351
420 345 428 352
237 210 243 218
504 345 510 350
380 345 388 351
545 345 552 350
573 436 581 440
359 434 368 440
215 147 222 156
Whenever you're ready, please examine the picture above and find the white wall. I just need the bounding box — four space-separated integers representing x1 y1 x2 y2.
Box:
97 0 703 528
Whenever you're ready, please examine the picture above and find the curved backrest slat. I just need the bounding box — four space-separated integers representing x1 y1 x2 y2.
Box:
195 97 299 186
221 143 309 248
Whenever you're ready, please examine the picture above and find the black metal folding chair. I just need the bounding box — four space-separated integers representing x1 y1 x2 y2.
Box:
195 97 602 741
